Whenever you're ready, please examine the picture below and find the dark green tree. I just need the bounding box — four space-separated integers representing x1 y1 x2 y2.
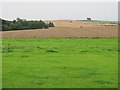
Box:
2 18 54 31
47 22 54 27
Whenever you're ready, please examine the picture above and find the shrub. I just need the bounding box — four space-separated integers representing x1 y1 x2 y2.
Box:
46 49 58 53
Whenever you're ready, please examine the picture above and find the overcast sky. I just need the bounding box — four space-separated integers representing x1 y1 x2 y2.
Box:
1 2 118 21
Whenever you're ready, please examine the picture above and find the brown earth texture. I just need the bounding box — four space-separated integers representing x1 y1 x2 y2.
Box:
1 20 118 38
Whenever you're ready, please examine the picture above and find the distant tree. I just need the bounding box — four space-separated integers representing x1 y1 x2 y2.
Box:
87 18 91 21
13 20 17 24
47 22 54 27
1 18 53 31
16 18 23 22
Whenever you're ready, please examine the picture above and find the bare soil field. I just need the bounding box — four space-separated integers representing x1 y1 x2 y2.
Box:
1 20 118 38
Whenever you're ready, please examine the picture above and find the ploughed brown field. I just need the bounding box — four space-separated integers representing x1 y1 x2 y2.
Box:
1 20 118 38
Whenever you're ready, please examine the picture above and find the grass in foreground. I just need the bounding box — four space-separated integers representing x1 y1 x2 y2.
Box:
2 38 118 88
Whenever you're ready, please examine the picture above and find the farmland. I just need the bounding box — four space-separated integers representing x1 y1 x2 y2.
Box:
2 20 118 38
1 20 118 88
2 38 118 88
1 1 118 88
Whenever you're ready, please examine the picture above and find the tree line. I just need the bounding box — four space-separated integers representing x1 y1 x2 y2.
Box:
1 18 54 31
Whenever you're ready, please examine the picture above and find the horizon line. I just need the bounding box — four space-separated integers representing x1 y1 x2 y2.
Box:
1 18 118 22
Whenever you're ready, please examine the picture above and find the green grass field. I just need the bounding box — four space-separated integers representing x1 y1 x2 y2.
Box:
2 38 118 88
